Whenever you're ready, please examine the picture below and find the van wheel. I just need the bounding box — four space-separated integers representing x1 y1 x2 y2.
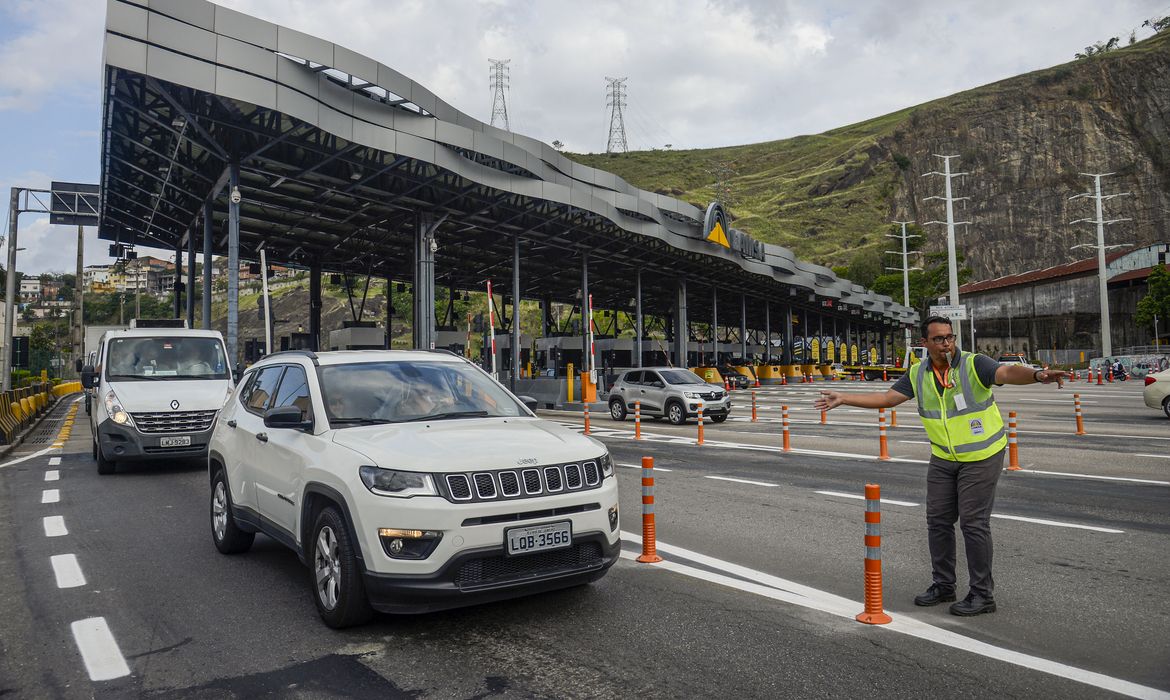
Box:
667 401 687 425
609 399 627 421
95 438 115 475
311 507 374 629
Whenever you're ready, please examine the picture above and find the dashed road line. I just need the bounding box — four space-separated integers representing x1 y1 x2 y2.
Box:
43 516 68 538
705 475 777 487
0 446 57 470
990 514 1124 534
70 618 131 681
618 462 673 472
815 490 919 507
42 489 60 504
1133 453 1170 461
1015 470 1169 486
49 456 61 466
45 470 60 481
50 554 87 588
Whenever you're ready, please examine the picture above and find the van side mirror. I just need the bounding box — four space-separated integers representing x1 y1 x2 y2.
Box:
264 405 312 431
517 395 539 413
233 362 244 384
81 366 96 389
75 358 84 373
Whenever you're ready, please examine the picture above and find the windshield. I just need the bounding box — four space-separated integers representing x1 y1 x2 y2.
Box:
660 369 705 385
105 336 229 381
319 360 526 425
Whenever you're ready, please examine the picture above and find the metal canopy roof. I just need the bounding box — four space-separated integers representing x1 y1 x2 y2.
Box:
99 0 916 331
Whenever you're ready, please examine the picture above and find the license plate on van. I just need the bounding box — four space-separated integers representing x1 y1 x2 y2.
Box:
159 436 191 448
506 521 572 556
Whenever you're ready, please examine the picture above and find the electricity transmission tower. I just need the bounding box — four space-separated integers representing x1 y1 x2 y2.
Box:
489 59 510 131
605 77 628 153
1070 172 1132 357
922 154 971 344
886 221 921 354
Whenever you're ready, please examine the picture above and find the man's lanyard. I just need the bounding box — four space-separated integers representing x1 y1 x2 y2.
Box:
931 362 953 390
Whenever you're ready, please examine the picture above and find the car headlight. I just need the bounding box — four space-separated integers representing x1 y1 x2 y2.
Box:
358 466 438 498
598 452 614 477
684 391 700 399
104 390 134 427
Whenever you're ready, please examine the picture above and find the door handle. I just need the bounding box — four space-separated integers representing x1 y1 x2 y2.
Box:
226 419 237 428
255 432 268 443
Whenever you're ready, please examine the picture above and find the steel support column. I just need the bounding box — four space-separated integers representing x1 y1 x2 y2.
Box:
784 305 793 365
635 269 643 368
413 212 438 350
511 234 520 391
174 244 183 319
581 253 589 372
385 277 393 349
227 163 240 364
202 200 212 330
740 294 747 362
674 279 688 368
3 188 18 390
186 228 195 327
309 264 322 352
711 286 717 365
764 300 771 364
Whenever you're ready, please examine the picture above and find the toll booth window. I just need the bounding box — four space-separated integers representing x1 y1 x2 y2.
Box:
105 337 229 380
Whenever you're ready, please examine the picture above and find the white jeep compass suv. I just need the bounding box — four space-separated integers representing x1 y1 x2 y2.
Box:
209 349 620 628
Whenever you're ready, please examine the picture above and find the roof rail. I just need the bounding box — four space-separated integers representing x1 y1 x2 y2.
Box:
261 349 320 365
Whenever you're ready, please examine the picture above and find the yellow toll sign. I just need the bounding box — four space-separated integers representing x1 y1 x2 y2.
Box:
707 221 730 248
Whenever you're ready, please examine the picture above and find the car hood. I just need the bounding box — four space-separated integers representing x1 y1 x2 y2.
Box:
330 417 605 472
105 380 231 412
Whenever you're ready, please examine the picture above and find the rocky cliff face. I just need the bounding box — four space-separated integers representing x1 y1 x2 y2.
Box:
885 34 1170 280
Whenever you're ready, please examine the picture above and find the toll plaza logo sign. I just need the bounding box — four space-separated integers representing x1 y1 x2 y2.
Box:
703 202 765 262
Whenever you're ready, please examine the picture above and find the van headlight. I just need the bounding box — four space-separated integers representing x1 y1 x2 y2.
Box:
104 390 134 427
358 466 438 498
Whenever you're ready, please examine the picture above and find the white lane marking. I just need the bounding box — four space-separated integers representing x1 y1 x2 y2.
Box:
990 514 1124 534
1017 470 1169 486
42 489 60 504
49 456 62 466
70 617 131 681
45 470 60 481
1134 453 1170 461
43 516 68 537
0 446 56 470
1014 397 1099 404
815 490 919 507
50 554 87 588
618 536 1168 700
618 462 673 472
706 475 777 487
1018 428 1170 442
898 440 931 445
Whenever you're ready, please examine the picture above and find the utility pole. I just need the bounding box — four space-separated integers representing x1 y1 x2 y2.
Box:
605 77 628 154
488 58 511 131
1070 172 1131 358
923 154 971 345
885 221 921 359
74 225 84 366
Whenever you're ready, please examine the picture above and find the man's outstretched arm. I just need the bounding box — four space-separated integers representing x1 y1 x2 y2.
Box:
814 388 911 411
995 364 1067 387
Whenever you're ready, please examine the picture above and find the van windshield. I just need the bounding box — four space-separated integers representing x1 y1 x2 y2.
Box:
105 337 230 381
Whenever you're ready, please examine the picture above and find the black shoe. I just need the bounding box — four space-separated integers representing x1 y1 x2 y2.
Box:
913 584 956 606
949 592 997 616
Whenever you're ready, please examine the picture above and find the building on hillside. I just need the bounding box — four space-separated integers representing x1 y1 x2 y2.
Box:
107 256 174 296
84 265 115 293
958 243 1170 363
19 278 42 300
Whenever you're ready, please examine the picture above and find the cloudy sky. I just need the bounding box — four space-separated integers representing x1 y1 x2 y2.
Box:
1 0 1166 279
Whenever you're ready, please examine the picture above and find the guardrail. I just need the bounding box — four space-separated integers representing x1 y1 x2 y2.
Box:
0 381 82 445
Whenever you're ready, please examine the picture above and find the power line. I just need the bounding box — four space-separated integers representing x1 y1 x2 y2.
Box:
488 58 510 131
605 77 628 154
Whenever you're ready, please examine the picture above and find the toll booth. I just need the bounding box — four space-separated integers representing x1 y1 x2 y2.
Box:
279 332 314 352
492 333 534 378
535 336 585 378
435 330 469 357
328 321 385 350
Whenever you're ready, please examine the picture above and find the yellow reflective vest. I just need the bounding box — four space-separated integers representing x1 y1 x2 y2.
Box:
910 351 1006 462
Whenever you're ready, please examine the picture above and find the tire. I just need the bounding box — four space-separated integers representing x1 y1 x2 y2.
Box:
211 470 254 554
1163 396 1170 419
710 414 728 424
667 401 687 426
95 438 115 475
310 507 373 629
609 399 627 421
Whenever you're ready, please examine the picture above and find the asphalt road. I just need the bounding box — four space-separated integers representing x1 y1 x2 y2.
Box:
1 382 1166 699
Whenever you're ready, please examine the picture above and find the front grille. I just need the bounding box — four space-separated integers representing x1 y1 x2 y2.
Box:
454 542 604 588
144 442 207 454
439 460 606 503
130 410 217 434
698 391 721 401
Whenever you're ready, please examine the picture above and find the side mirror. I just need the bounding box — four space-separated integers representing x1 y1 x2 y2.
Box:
233 362 244 384
75 358 84 373
517 395 539 413
81 366 96 389
264 405 312 431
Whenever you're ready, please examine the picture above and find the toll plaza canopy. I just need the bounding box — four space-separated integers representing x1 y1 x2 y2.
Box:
99 0 917 364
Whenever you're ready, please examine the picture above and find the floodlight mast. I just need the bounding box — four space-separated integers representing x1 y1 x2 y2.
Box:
922 154 970 346
1069 172 1132 358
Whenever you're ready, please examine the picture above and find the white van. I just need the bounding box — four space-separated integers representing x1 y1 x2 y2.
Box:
82 320 235 475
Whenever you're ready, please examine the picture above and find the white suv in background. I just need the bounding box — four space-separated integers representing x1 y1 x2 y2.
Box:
209 349 620 628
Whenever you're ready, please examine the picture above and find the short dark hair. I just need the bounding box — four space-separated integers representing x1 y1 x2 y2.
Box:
921 315 953 338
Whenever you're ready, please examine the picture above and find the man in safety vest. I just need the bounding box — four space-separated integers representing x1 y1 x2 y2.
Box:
814 316 1067 616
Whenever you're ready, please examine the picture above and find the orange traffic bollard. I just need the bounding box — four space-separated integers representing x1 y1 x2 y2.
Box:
1007 410 1021 470
584 403 591 435
883 369 888 382
782 404 791 452
878 408 890 461
1106 368 1113 383
751 391 758 422
820 408 827 425
781 372 788 386
1096 368 1103 385
1074 394 1086 435
697 401 705 446
634 400 642 440
636 456 664 563
856 483 892 625
890 409 898 428
725 377 731 392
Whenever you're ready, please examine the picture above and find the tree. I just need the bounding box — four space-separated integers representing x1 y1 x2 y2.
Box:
1143 15 1169 33
1135 263 1170 340
1075 37 1120 59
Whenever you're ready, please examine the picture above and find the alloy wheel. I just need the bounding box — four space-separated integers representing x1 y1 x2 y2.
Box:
314 526 340 610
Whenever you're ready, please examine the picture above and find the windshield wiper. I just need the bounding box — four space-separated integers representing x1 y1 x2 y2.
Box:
402 410 491 422
329 417 397 426
109 375 170 381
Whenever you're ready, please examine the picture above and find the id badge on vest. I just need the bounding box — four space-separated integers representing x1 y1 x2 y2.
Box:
953 393 968 412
